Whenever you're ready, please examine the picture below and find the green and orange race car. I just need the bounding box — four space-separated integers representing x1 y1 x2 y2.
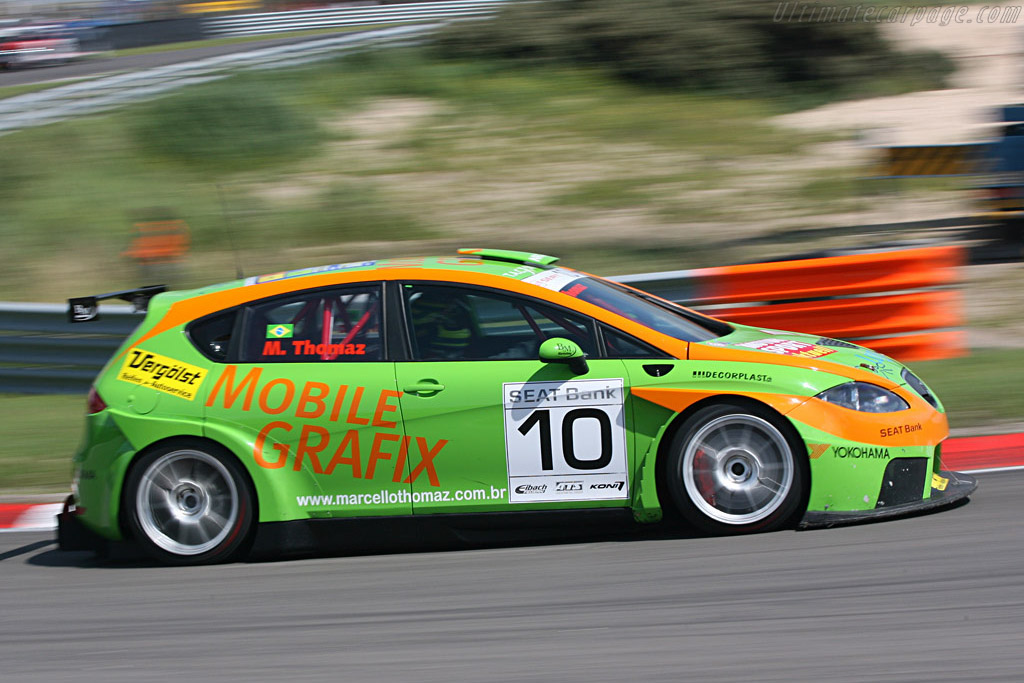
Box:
58 248 976 565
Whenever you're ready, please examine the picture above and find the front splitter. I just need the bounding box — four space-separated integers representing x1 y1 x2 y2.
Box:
799 470 978 529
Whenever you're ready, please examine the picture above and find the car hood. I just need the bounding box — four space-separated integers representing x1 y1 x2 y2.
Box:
692 324 910 386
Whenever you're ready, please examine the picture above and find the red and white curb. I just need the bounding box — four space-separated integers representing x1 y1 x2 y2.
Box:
941 432 1024 474
1 434 1021 533
0 503 63 533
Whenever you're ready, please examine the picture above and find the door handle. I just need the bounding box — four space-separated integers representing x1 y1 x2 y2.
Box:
403 380 446 395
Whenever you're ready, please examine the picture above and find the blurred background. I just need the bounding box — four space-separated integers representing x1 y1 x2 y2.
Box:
1 0 1022 493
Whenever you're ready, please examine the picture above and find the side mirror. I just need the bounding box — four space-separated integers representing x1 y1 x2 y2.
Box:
539 337 589 375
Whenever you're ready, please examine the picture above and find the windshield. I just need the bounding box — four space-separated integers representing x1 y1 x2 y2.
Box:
550 274 729 343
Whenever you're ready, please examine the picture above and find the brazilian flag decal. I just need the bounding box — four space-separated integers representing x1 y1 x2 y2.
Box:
266 324 294 339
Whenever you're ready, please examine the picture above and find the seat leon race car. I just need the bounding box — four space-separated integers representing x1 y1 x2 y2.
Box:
59 248 976 564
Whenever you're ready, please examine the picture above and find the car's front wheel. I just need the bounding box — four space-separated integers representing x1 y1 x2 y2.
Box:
124 442 255 565
664 403 807 534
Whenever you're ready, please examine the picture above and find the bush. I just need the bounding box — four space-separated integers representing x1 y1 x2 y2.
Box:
433 0 954 99
130 80 322 171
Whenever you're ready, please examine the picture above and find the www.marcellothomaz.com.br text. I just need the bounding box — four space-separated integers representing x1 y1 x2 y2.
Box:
774 3 1021 25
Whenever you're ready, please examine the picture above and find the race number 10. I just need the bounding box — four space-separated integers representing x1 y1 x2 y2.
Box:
503 379 628 503
518 408 614 471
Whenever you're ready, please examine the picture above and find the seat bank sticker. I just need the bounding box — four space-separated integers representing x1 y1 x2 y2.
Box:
503 378 628 503
117 348 207 401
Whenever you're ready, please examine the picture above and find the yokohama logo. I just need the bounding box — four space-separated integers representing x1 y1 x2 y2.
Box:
807 444 830 459
833 446 889 459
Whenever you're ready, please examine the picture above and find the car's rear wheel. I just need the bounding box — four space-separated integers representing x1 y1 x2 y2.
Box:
125 442 255 565
664 403 807 534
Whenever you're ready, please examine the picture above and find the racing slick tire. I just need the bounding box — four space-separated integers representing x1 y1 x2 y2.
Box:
124 441 256 565
664 403 808 535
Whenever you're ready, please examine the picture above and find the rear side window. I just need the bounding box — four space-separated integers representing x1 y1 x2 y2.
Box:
188 310 238 362
601 325 668 359
240 284 383 363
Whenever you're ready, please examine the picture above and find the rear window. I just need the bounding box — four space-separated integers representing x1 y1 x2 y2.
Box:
188 310 238 362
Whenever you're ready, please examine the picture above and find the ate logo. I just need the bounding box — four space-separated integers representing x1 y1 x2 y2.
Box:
738 338 836 359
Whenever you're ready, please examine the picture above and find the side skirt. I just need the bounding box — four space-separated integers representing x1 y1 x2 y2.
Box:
250 508 637 559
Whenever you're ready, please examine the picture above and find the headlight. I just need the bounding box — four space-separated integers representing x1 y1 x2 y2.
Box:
816 382 909 413
901 367 939 409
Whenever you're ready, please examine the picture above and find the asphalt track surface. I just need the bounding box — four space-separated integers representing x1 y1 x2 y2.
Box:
0 471 1021 682
0 32 360 88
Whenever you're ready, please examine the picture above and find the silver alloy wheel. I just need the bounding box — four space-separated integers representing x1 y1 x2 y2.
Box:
135 449 239 556
681 414 794 525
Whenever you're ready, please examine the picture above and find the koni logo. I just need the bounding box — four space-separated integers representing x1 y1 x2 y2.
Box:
589 481 625 491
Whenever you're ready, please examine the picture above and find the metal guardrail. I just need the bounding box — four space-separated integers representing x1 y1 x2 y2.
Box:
0 24 434 135
0 302 139 394
204 0 512 36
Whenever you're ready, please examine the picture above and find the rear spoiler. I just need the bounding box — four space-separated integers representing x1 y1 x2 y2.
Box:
67 285 167 323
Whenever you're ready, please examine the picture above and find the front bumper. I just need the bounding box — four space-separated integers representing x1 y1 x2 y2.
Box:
799 470 977 528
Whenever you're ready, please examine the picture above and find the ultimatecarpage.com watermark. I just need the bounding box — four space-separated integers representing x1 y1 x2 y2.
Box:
774 4 1022 24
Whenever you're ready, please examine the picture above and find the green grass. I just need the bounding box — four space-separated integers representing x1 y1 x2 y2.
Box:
239 51 828 154
787 170 969 217
0 116 241 262
548 177 665 209
797 170 964 201
0 395 83 494
797 174 864 202
273 180 436 243
130 79 324 172
913 349 1024 429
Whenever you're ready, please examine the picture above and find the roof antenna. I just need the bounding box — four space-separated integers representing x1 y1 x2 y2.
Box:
217 184 246 281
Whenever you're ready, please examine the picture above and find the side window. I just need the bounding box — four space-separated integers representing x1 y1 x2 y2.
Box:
403 284 595 361
241 284 383 363
188 309 238 362
601 325 668 359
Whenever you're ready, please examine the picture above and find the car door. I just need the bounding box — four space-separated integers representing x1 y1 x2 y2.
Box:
393 282 633 514
203 283 413 519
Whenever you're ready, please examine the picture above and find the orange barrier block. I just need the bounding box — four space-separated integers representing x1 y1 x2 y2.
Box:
122 220 190 263
856 331 967 362
699 246 963 305
702 290 962 340
686 246 966 362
